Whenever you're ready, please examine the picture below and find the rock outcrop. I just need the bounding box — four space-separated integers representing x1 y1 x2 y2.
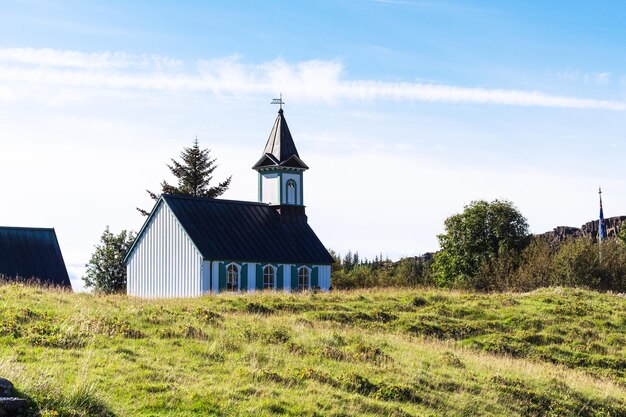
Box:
0 379 13 398
538 216 626 244
0 378 28 417
0 397 28 417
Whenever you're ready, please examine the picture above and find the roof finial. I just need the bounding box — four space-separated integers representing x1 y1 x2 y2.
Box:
271 93 284 111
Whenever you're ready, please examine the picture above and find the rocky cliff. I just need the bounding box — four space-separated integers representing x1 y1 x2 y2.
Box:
538 215 626 244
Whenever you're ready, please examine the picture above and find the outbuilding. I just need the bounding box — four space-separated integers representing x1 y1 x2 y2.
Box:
125 107 333 298
0 226 71 288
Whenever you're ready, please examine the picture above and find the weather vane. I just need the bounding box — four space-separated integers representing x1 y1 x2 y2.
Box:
271 93 284 110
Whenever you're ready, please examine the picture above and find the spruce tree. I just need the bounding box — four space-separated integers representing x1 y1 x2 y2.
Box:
138 138 232 215
83 227 136 294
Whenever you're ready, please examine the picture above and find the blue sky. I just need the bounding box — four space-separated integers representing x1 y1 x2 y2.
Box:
1 1 625 290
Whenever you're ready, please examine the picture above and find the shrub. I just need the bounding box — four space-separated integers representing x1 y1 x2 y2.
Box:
512 238 555 291
470 249 519 291
552 238 626 292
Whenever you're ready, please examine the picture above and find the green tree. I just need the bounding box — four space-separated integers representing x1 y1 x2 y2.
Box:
394 256 434 287
138 138 232 215
327 248 342 275
432 199 530 288
618 225 626 245
342 250 355 272
83 227 136 294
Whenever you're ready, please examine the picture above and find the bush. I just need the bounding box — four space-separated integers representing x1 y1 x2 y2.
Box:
552 238 626 292
331 256 434 290
512 238 555 291
470 249 519 291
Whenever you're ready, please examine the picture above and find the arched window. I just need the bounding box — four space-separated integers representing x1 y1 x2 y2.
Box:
298 267 309 291
226 264 239 291
287 179 296 205
263 265 275 290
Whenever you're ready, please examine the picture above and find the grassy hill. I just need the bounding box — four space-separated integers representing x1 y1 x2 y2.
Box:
0 284 624 417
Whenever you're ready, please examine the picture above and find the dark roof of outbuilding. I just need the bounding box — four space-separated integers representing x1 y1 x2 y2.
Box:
0 227 71 288
128 194 333 265
253 109 309 170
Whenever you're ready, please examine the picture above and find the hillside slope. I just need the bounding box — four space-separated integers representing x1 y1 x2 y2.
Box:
0 284 624 416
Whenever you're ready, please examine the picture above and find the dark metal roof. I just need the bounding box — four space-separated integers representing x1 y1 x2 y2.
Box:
0 227 71 288
128 194 333 265
253 109 309 170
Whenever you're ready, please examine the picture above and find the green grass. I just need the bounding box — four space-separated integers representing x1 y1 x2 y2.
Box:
0 284 624 416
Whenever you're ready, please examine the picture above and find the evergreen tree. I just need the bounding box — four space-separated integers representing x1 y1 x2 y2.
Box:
138 138 232 215
327 248 343 274
343 250 354 272
83 227 136 294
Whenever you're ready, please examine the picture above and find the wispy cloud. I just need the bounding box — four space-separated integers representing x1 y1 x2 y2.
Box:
0 47 182 70
0 47 624 110
556 69 611 86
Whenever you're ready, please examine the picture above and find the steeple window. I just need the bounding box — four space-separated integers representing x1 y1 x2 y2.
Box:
287 180 297 205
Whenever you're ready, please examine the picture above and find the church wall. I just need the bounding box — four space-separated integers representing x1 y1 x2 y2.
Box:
261 173 280 205
317 265 331 291
247 262 256 291
281 172 302 205
127 202 203 298
207 261 331 293
283 264 292 291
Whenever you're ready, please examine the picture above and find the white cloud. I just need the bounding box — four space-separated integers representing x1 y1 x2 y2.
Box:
0 47 181 70
556 69 612 86
0 47 624 110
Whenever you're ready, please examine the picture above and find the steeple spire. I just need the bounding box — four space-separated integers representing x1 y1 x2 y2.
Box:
254 102 308 207
252 104 308 171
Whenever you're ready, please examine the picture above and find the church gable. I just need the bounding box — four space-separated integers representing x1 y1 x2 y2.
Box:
253 153 280 169
126 200 204 298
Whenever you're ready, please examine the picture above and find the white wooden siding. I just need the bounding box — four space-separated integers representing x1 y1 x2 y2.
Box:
247 263 256 292
283 264 292 291
318 265 331 291
211 261 219 293
201 261 211 293
261 173 279 205
127 202 203 298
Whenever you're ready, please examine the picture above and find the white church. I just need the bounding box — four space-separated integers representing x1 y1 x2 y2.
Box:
125 107 334 298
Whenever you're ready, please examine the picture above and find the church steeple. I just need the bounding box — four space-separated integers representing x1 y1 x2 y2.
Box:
254 106 307 207
252 108 309 171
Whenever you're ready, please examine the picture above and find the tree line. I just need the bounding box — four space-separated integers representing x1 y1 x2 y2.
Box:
332 200 626 293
